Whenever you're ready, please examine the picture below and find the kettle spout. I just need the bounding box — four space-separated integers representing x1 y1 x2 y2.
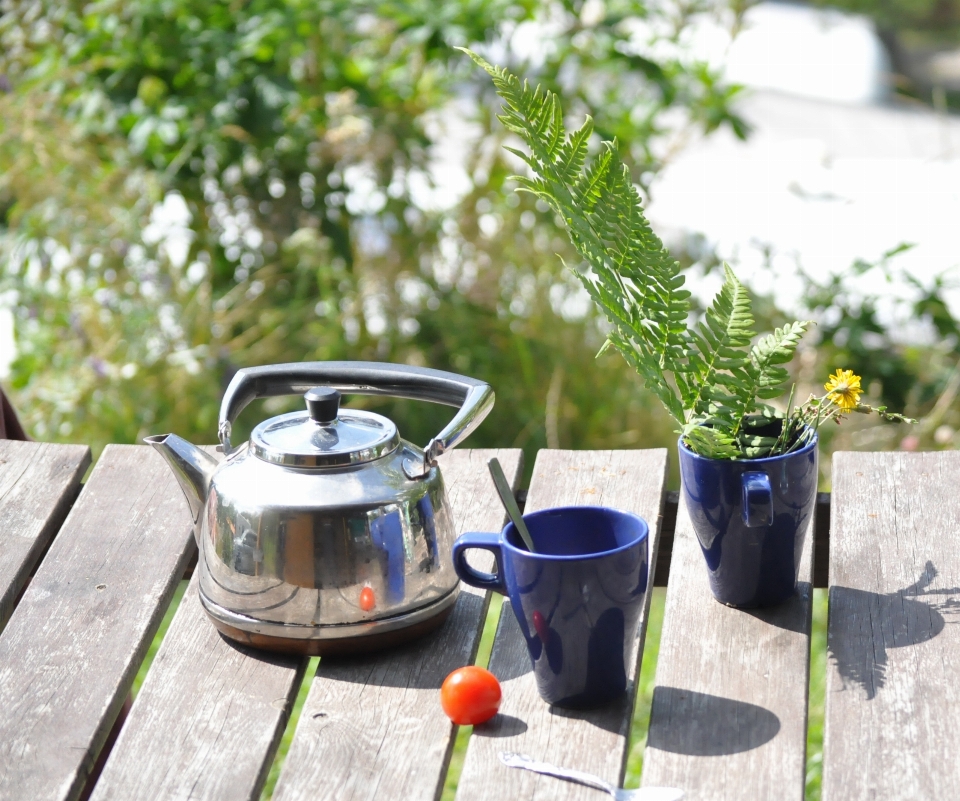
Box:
144 433 218 524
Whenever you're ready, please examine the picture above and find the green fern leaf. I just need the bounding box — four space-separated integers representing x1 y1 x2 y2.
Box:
461 48 691 424
686 265 755 420
462 48 812 457
682 425 741 460
732 321 812 432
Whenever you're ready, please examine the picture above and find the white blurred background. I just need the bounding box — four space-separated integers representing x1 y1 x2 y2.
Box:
645 1 960 328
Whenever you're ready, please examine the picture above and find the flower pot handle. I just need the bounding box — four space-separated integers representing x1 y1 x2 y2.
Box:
741 471 773 528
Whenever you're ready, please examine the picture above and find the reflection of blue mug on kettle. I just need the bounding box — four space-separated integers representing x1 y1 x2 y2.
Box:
452 506 649 708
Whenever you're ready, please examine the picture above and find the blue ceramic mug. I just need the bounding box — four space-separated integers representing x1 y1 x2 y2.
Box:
452 506 649 708
678 433 818 608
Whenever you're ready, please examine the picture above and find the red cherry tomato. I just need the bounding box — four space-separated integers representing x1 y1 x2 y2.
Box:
359 586 376 612
440 666 501 725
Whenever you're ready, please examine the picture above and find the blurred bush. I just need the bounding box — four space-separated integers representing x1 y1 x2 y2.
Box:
2 0 954 482
0 0 746 471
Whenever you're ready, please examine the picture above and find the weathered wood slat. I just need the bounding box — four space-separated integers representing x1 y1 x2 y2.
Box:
0 445 196 801
455 449 668 801
270 448 523 801
823 452 960 800
641 480 815 799
0 441 90 630
86 445 307 801
89 572 306 801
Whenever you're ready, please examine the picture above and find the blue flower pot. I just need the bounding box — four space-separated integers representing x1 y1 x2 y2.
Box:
678 433 818 608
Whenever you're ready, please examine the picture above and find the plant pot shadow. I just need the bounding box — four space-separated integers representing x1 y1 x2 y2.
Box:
828 560 960 700
738 581 812 634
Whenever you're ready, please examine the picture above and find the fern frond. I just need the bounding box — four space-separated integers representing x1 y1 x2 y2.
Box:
462 48 690 424
731 321 812 432
682 425 741 460
684 265 755 420
462 48 814 460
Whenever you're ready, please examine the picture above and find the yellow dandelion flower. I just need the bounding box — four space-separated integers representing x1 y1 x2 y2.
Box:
824 369 862 411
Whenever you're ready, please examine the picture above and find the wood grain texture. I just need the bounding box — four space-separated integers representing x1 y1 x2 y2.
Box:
0 441 91 630
641 479 814 800
455 449 668 801
822 451 960 800
86 445 306 801
88 571 306 801
0 445 196 801
270 448 523 801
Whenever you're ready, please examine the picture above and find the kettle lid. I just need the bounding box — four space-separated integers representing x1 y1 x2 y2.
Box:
250 387 400 468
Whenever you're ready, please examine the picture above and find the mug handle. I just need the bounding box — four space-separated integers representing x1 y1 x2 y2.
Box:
741 471 773 527
452 531 506 594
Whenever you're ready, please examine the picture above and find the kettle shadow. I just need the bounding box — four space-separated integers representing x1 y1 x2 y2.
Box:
647 688 781 756
219 634 306 670
829 560 960 700
313 591 489 690
487 607 535 683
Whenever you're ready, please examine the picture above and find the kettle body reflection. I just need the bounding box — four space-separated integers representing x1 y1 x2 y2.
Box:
146 361 493 655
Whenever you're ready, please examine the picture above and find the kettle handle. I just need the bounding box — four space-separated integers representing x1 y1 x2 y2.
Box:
218 361 494 476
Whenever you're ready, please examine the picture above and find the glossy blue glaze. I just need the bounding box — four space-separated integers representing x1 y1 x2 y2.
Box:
453 506 648 708
678 434 818 608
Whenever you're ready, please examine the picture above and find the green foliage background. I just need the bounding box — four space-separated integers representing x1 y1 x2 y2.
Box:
0 0 750 470
2 0 952 470
4 4 960 801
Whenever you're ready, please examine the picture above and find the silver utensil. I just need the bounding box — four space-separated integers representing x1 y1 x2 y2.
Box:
498 752 684 801
487 457 537 552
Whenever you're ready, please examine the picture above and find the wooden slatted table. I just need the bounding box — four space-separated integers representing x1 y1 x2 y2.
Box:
1 444 958 801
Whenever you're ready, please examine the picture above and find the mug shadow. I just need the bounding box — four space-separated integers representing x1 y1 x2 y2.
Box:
829 560 960 700
546 683 637 735
647 687 780 756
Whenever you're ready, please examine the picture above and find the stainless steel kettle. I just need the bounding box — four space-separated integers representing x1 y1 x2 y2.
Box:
145 361 493 655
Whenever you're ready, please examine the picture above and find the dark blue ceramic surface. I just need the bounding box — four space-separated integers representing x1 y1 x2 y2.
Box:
452 506 648 708
678 434 818 608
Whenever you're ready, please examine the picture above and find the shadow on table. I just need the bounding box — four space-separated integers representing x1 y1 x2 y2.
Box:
739 581 812 634
829 560 960 701
308 590 491 689
545 686 639 736
647 688 781 756
472 713 528 738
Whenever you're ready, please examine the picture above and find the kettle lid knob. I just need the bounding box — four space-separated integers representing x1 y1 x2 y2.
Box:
304 387 340 424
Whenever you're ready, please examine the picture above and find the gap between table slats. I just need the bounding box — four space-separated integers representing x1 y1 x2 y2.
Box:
0 441 90 631
641 476 814 800
823 451 960 800
454 448 668 801
269 448 523 801
0 444 196 801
